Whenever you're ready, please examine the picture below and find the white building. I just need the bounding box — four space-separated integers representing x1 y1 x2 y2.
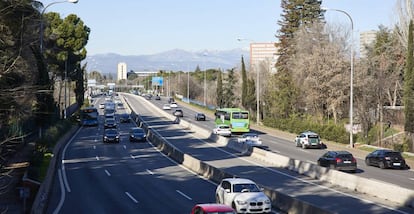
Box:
360 30 377 58
250 42 278 73
117 62 127 81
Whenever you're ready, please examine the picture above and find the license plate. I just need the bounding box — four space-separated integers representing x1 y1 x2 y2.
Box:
393 163 401 166
343 161 351 164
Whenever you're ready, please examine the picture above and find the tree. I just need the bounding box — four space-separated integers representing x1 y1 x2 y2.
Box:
223 68 237 107
404 20 414 151
216 70 224 108
241 56 248 108
270 0 323 119
44 12 90 106
395 0 414 50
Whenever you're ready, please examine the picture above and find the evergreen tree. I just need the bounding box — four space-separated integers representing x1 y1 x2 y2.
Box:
271 0 323 118
223 68 237 107
216 70 224 108
245 78 257 112
404 20 414 151
241 56 248 107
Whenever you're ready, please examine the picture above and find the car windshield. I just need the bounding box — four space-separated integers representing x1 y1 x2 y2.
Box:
105 129 117 135
219 125 230 129
132 129 144 134
233 183 260 193
385 151 402 158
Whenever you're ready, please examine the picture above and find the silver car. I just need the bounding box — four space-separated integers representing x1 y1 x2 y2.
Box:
213 124 232 137
237 133 262 147
215 178 271 213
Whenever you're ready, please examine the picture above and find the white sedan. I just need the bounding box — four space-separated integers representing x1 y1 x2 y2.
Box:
215 178 271 213
170 102 178 108
237 133 262 147
213 124 231 137
162 104 171 110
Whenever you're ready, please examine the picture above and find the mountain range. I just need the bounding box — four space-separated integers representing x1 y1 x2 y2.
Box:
85 48 250 75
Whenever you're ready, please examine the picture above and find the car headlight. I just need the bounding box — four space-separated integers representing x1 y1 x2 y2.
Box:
116 136 119 139
265 199 271 204
236 200 247 205
143 135 146 137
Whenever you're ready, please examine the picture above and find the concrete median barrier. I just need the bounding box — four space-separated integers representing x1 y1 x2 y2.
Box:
129 98 333 214
250 147 414 208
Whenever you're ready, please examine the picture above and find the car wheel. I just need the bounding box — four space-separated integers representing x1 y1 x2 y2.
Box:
231 202 237 212
329 164 336 169
215 195 220 203
317 160 321 166
365 158 370 166
379 161 386 169
302 143 307 149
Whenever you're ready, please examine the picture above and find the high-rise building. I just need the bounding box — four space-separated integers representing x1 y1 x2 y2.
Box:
359 30 377 58
250 42 278 73
117 62 127 81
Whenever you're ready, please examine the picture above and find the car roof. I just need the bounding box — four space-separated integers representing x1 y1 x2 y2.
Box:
130 127 143 131
331 151 352 155
105 128 117 132
194 203 235 212
301 131 318 135
221 178 255 184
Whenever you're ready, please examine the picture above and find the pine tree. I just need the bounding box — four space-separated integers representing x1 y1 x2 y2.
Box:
223 68 237 107
270 0 323 118
216 69 224 108
241 56 248 107
404 20 414 151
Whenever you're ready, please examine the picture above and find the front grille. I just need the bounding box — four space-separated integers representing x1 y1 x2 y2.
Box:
249 201 263 206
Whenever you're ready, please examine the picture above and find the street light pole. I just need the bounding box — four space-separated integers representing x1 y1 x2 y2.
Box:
237 38 260 125
40 0 79 53
203 52 208 106
322 7 354 148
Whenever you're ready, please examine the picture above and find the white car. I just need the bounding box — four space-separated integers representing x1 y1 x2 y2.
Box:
215 178 271 213
237 133 262 147
213 124 232 137
170 102 178 108
163 104 171 110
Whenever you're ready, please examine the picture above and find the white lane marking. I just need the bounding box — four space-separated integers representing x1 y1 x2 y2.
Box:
93 145 96 150
149 127 409 214
176 190 192 200
104 169 111 176
61 128 82 194
125 192 139 203
130 154 136 159
409 178 414 181
96 156 100 161
53 169 66 214
123 145 127 150
146 169 154 175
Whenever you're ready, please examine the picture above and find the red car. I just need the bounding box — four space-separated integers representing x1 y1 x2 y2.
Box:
191 203 236 214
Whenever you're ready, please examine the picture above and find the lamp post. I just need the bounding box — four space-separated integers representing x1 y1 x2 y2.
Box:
237 38 260 125
322 7 354 148
40 0 79 53
203 52 208 106
40 0 78 120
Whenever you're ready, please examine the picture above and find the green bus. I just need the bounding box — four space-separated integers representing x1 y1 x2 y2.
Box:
214 108 250 133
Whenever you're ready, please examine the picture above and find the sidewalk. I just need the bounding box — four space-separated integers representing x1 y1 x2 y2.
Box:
176 99 414 169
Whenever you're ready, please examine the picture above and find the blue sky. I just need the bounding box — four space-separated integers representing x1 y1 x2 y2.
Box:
41 0 399 56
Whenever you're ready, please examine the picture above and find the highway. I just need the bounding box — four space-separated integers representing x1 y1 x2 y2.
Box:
144 95 414 190
44 93 414 214
45 96 219 213
123 93 413 214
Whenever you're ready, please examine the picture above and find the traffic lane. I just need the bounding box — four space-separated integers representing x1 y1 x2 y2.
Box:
149 96 214 130
258 133 414 189
131 95 412 214
153 96 414 190
47 112 218 213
